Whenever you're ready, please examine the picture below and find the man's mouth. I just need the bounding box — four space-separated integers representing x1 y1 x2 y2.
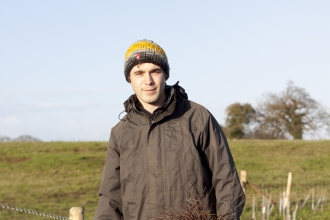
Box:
144 88 156 92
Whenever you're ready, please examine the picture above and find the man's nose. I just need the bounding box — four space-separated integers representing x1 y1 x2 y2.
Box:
144 73 154 84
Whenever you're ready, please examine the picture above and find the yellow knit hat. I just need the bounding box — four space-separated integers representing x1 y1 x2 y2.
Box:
124 39 170 82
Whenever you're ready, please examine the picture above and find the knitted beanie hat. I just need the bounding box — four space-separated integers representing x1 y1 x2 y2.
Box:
124 39 170 82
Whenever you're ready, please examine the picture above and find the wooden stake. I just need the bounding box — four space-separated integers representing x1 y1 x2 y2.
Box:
279 192 282 216
321 194 325 211
69 207 84 220
252 194 256 220
240 170 247 194
314 198 321 211
301 194 309 208
292 203 298 220
284 172 292 209
266 196 271 220
312 188 314 210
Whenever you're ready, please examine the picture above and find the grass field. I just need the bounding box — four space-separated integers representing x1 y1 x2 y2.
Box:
0 140 329 219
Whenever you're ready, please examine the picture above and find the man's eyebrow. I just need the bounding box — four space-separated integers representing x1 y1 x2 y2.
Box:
150 68 163 72
133 70 144 74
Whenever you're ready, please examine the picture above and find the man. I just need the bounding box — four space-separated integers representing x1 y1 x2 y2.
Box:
94 40 245 220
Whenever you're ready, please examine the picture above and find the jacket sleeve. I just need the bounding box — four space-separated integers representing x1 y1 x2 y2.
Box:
94 130 123 220
199 109 245 219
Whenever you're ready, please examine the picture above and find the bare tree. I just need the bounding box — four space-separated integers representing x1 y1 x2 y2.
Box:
247 115 287 139
254 82 330 139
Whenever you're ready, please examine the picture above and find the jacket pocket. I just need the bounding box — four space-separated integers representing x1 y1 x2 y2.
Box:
164 125 195 194
123 200 137 220
120 130 147 201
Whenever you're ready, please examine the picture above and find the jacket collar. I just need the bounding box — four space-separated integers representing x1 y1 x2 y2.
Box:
121 81 188 122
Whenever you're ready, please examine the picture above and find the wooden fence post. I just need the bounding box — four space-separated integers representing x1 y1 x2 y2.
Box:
284 172 292 209
69 207 84 220
240 170 247 194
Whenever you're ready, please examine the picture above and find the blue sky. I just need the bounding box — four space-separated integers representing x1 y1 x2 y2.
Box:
1 1 329 141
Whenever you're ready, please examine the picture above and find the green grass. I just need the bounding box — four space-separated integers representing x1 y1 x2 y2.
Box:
0 140 329 219
231 140 330 220
0 142 106 220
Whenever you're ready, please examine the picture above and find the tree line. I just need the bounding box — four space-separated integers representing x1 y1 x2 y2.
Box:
223 82 330 140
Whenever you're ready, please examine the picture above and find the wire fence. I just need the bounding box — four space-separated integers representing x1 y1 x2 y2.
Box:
0 204 70 220
245 183 329 206
1 171 328 219
242 172 329 220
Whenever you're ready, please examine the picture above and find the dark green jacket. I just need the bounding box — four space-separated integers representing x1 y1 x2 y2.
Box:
94 83 245 219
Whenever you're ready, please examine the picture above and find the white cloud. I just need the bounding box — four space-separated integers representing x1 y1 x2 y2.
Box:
4 116 20 124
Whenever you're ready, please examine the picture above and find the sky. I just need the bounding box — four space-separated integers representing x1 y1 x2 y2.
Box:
1 1 329 141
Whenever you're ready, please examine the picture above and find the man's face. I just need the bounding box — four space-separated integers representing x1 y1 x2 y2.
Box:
129 63 166 111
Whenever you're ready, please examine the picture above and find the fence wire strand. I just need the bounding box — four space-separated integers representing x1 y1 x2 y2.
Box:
0 203 70 220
